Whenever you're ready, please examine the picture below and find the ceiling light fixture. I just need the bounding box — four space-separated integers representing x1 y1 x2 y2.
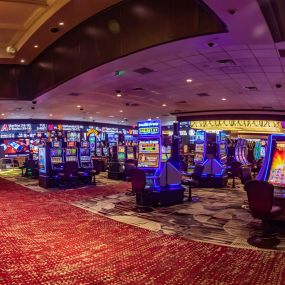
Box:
221 98 227 101
89 116 93 119
59 22 64 26
119 110 123 112
148 118 152 121
1 113 5 116
49 114 53 117
186 79 192 83
76 105 81 108
156 116 159 119
34 45 39 48
116 90 122 97
109 115 114 118
20 59 25 63
162 104 166 107
121 120 124 123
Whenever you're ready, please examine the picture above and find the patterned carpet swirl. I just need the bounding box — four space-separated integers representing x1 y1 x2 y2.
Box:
0 178 285 285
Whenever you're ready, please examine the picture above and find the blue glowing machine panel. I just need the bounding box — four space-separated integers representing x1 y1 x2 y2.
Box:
258 134 285 188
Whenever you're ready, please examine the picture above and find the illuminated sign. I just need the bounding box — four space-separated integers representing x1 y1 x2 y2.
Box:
138 120 160 136
0 124 32 132
102 127 119 133
191 120 282 132
86 129 99 137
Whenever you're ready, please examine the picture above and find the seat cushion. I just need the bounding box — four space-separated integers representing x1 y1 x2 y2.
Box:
270 205 283 218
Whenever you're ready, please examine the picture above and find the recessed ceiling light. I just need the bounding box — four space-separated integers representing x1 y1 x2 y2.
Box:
1 113 5 116
49 114 53 117
76 105 81 108
119 110 123 113
109 115 114 118
221 98 227 101
116 90 122 97
20 59 25 63
121 120 124 123
117 93 122 97
59 22 64 26
34 45 39 48
89 116 93 119
148 118 152 121
95 111 100 114
186 79 192 83
156 116 159 119
162 104 166 107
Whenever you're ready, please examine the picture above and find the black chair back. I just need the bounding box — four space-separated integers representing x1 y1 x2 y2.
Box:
131 169 146 192
240 166 252 185
192 164 204 181
245 180 274 218
230 161 242 177
63 161 78 178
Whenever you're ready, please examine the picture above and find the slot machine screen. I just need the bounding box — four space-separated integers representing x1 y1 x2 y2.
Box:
82 142 88 148
118 146 125 153
80 148 89 156
103 148 108 156
127 147 134 159
195 131 205 141
118 152 126 160
53 141 60 148
67 141 75 147
268 142 285 187
96 148 102 156
138 140 159 168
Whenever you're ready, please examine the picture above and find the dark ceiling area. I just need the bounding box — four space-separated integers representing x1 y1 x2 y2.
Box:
0 0 226 101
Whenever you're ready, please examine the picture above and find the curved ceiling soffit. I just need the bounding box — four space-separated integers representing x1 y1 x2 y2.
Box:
0 0 227 100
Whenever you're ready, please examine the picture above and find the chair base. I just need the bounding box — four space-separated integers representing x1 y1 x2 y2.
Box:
247 235 280 249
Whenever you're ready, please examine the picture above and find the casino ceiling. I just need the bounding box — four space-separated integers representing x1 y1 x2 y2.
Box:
0 0 285 125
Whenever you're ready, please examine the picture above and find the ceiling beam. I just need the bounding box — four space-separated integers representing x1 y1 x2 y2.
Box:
0 0 48 6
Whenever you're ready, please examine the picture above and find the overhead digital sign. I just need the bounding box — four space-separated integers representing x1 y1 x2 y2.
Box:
137 120 160 136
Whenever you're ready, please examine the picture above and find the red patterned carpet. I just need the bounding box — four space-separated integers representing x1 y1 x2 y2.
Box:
0 178 285 285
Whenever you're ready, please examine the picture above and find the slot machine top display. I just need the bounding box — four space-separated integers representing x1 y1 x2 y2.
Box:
137 120 161 169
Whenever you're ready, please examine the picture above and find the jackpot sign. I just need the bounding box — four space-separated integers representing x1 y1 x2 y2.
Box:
138 120 160 136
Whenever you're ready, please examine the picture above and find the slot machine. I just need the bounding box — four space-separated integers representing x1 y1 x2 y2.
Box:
137 120 184 206
258 134 285 196
103 147 109 157
96 147 102 157
79 141 92 169
118 146 126 161
194 130 206 164
126 146 136 160
50 141 64 172
65 141 77 162
217 131 227 164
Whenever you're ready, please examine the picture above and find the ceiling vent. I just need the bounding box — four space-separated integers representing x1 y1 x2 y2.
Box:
175 100 187 104
216 59 236 65
133 67 155 74
278 49 285 57
244 86 258 91
125 103 140 107
132 87 145 91
196 93 210 97
68 92 81 96
262 106 273 110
